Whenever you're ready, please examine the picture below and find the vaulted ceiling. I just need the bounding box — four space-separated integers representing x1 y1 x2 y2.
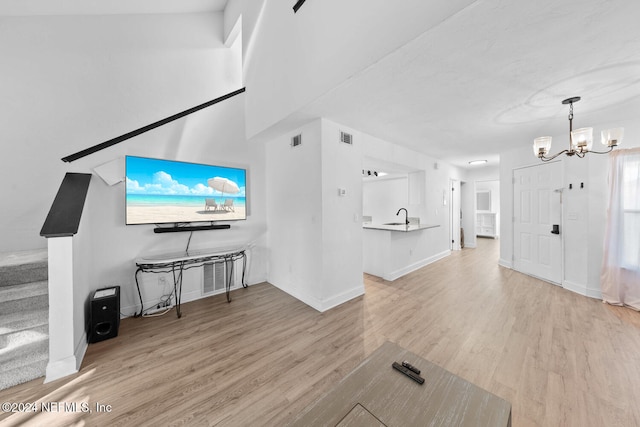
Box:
0 0 228 16
300 0 640 168
3 0 639 170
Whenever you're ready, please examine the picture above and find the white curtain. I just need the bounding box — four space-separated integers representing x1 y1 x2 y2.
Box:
601 147 640 310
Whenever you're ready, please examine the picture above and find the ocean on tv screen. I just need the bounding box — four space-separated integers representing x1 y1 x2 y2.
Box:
125 156 247 225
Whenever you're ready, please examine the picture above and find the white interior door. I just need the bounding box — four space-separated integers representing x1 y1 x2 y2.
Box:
513 162 563 285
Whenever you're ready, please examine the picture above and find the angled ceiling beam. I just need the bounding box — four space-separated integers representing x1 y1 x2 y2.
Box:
293 0 307 13
61 87 246 163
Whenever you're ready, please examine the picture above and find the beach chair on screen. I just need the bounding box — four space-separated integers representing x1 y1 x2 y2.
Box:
222 199 235 212
205 198 218 211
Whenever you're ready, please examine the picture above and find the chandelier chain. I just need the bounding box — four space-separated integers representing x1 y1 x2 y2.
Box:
568 101 573 121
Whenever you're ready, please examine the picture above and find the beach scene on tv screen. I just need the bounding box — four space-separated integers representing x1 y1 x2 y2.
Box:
126 156 246 225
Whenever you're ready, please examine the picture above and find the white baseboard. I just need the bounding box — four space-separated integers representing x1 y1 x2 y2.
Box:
270 281 365 313
75 331 87 371
385 250 450 281
318 285 365 312
45 356 78 383
121 279 264 318
498 258 512 269
270 283 319 311
563 280 602 300
45 331 87 383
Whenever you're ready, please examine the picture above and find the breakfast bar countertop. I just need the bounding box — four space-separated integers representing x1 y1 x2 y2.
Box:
362 222 440 232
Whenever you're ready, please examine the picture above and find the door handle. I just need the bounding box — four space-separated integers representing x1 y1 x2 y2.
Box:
551 224 560 235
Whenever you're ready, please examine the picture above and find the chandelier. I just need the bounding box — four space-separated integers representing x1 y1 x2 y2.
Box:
533 96 623 161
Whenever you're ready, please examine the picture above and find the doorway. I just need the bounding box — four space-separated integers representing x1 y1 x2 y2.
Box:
475 180 500 242
450 179 461 250
512 162 563 285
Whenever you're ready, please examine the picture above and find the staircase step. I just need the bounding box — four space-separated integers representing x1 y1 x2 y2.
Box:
0 294 48 317
0 312 49 390
0 250 49 390
0 328 49 389
0 359 48 390
0 280 48 302
0 324 48 362
0 281 48 317
0 262 48 287
0 308 48 336
0 346 49 373
0 324 48 353
0 249 48 287
0 311 48 345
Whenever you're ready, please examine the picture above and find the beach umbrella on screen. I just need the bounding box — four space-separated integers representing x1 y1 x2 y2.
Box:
207 177 240 196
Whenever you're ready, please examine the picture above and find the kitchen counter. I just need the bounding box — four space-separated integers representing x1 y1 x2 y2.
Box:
362 222 439 232
363 223 448 281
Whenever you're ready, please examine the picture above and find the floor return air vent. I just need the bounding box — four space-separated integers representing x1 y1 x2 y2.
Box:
203 261 235 295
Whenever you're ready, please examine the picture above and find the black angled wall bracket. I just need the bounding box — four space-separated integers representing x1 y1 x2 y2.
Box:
61 87 246 163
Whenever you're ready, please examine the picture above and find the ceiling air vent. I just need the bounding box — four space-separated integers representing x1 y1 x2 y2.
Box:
291 134 302 148
340 131 353 145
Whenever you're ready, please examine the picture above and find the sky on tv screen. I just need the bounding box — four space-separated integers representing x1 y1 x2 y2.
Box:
126 156 246 198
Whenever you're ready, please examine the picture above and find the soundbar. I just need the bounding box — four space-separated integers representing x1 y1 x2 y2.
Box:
154 224 230 233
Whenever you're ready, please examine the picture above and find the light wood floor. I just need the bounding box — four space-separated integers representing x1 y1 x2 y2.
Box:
2 238 640 426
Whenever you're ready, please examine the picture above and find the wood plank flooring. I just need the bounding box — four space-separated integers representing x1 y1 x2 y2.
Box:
2 238 640 426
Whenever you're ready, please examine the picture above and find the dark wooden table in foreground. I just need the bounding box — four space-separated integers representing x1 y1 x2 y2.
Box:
290 341 512 427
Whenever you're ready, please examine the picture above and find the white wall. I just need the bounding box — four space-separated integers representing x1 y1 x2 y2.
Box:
320 120 364 306
0 13 268 315
265 120 324 305
363 176 409 224
265 119 364 311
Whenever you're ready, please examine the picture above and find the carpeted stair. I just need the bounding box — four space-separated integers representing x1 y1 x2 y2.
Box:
0 249 49 390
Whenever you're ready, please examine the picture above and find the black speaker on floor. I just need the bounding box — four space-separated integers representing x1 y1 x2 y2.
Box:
88 286 120 343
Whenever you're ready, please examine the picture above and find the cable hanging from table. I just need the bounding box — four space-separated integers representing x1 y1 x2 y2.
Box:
134 249 247 318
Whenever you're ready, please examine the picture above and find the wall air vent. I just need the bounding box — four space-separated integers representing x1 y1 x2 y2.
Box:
291 134 302 148
340 131 353 145
203 262 233 295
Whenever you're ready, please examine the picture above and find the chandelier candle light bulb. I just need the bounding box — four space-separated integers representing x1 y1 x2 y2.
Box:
533 136 552 157
570 127 593 153
602 128 623 147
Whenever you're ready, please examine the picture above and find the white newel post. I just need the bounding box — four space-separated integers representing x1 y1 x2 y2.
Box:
45 236 79 383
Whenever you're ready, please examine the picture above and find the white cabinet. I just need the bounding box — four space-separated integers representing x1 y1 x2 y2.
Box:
476 212 497 238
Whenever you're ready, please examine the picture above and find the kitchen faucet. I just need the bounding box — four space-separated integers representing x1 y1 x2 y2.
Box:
396 208 409 225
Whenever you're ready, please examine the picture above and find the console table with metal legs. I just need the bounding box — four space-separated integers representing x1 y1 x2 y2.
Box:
134 247 247 318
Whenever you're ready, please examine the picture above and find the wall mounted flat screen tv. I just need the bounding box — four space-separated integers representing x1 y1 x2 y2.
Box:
125 156 247 225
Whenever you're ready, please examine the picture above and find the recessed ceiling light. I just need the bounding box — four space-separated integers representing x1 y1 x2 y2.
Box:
468 160 488 165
